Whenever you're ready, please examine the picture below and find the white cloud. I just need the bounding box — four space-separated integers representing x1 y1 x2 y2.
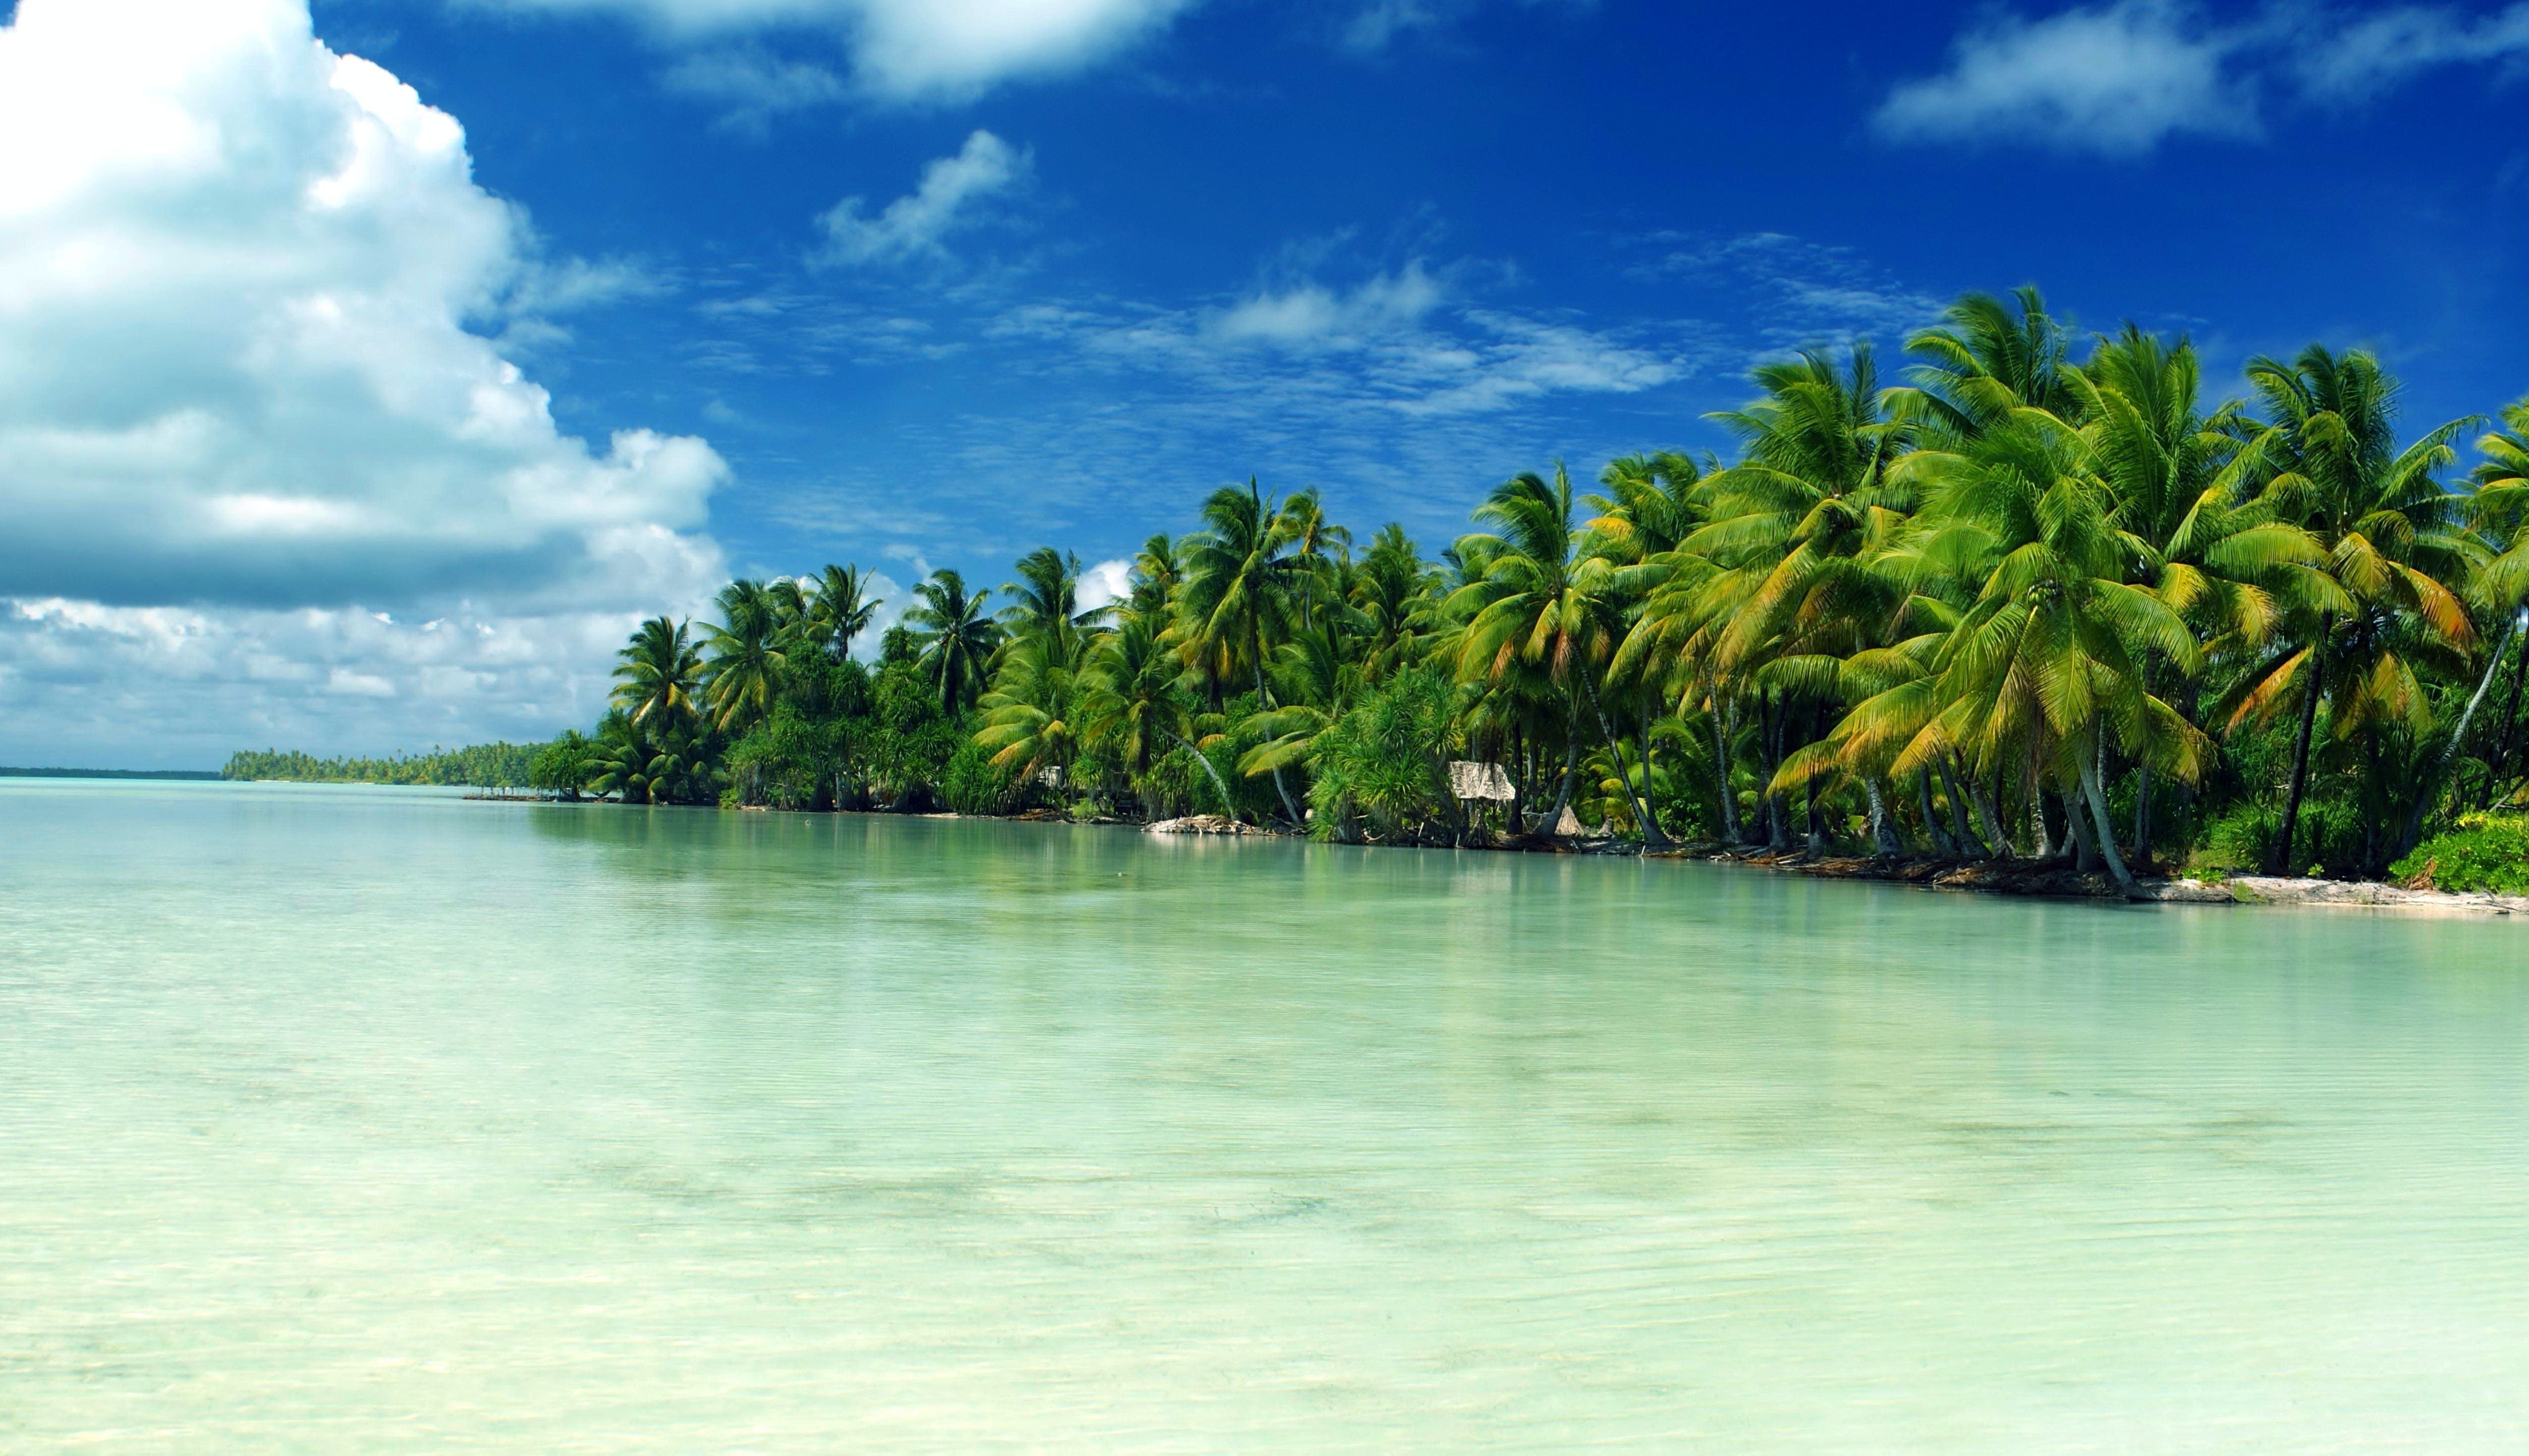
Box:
0 0 727 763
461 0 1198 99
1881 0 2529 155
1212 263 1445 346
813 130 1030 267
1076 558 1132 612
659 45 850 128
2297 3 2529 100
1874 0 2257 156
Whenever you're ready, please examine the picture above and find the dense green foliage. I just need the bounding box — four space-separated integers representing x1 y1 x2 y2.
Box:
529 286 2529 895
223 743 540 787
2392 816 2529 895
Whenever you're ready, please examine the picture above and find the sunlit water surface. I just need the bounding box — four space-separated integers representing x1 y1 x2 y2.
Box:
3 779 2527 1450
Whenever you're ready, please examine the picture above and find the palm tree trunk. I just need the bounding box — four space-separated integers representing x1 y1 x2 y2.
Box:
1250 628 1304 830
1539 706 1579 837
1967 761 2009 858
1166 728 1240 818
2390 616 2519 859
1583 672 1665 846
1867 777 1901 855
2132 763 2152 870
2064 785 2099 873
1761 693 1790 852
1919 770 1958 857
1711 698 1742 844
2079 754 2147 900
2270 622 2329 875
1937 756 1986 858
2489 624 2529 809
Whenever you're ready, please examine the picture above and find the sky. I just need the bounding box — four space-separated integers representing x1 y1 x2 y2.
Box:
3 0 2528 767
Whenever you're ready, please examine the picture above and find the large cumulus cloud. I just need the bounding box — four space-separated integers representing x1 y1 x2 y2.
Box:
0 0 728 763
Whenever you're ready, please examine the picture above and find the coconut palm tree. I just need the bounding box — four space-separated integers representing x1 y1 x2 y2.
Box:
703 579 788 733
974 638 1083 789
2463 401 2529 805
1078 611 1239 814
1848 405 2209 896
906 569 1001 713
612 616 704 729
1180 478 1306 823
1448 466 1660 841
1689 346 1922 852
1279 488 1351 632
807 563 879 661
2223 346 2477 874
999 547 1109 669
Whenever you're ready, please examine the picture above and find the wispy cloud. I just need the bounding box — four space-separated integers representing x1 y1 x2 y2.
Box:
1875 0 2257 156
2296 3 2529 100
812 130 1032 268
1211 263 1445 346
659 46 850 131
1878 0 2529 156
462 0 1202 100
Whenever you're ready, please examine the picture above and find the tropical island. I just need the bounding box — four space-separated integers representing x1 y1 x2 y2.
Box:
231 290 2529 901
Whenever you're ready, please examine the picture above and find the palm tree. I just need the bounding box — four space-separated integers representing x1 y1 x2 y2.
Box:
1847 405 2208 896
1079 611 1239 814
1127 534 1184 623
906 569 1001 713
1349 523 1437 683
1448 466 1659 841
703 579 787 733
807 563 879 661
974 638 1083 790
1279 488 1351 632
2224 346 2477 874
612 617 704 729
1000 547 1109 669
1689 346 1920 853
1892 285 2074 442
2466 400 2529 805
1180 478 1306 823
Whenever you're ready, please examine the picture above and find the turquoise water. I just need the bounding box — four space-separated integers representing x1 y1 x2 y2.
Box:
3 779 2527 1450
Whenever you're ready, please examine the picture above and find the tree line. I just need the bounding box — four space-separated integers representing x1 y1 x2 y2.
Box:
540 289 2529 896
223 743 541 787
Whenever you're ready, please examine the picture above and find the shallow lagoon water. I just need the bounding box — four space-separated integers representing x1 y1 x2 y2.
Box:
3 778 2526 1450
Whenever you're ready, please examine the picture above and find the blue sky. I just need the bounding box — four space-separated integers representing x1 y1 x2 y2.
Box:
4 0 2528 764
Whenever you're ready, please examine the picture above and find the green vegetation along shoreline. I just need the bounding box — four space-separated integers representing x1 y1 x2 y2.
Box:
239 287 2529 903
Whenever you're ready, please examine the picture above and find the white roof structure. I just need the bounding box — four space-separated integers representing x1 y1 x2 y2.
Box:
1449 761 1516 802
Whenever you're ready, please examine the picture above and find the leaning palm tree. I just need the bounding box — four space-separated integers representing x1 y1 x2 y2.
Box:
2222 346 2477 873
612 616 704 729
703 579 788 733
905 569 1001 713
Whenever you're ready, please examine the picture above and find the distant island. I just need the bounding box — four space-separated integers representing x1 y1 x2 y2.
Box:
221 744 540 788
2 767 222 781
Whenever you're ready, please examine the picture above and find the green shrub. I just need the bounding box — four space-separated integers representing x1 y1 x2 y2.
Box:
939 738 1018 816
2202 797 2363 876
2391 815 2529 895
